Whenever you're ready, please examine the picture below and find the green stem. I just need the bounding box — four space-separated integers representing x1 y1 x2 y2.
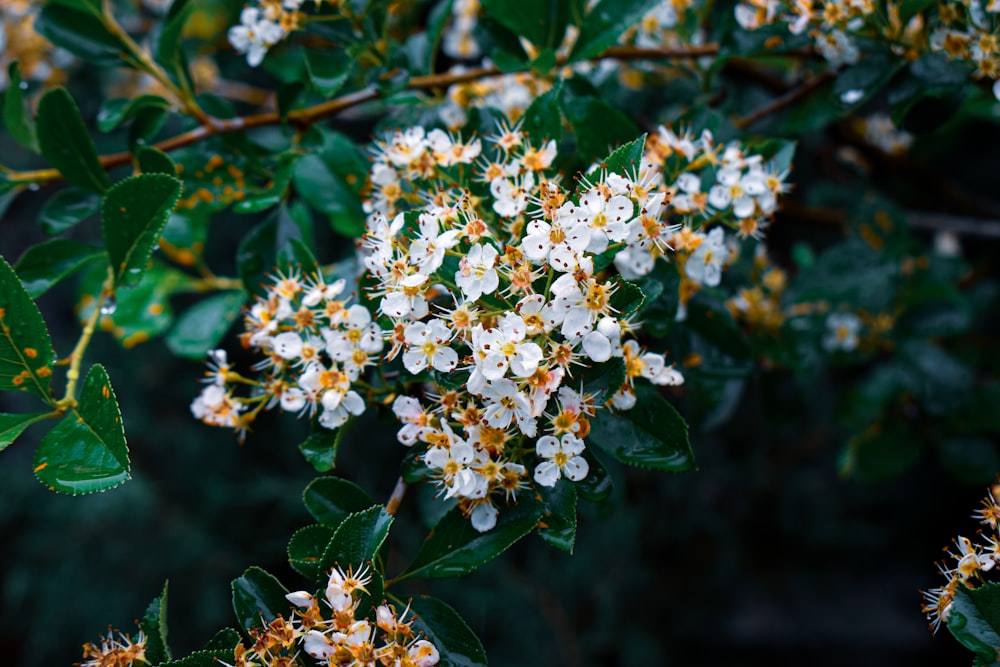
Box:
57 267 113 410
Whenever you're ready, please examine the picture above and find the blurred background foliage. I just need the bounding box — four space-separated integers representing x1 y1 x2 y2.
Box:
4 0 1000 663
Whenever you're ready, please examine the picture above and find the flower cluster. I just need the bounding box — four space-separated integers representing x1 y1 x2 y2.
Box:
0 1 74 91
190 272 381 437
922 484 1000 633
227 565 439 667
228 0 306 67
929 0 1000 83
79 626 148 667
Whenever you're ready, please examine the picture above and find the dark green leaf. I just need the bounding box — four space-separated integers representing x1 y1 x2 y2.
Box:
589 384 694 472
298 418 351 472
579 357 625 405
155 0 194 83
4 63 38 152
231 566 291 631
158 652 233 667
34 364 130 494
408 595 488 667
538 482 577 553
898 0 936 23
0 411 52 453
521 82 563 144
201 628 242 652
36 87 111 194
141 582 172 665
293 154 367 238
948 583 1000 662
401 497 543 579
560 78 640 165
34 4 129 66
481 0 584 51
832 54 905 109
38 188 101 236
305 50 352 98
15 239 105 299
302 476 375 527
102 174 183 288
97 95 171 133
288 524 336 582
610 278 644 317
574 446 613 502
570 0 659 60
165 291 245 360
319 506 394 572
940 438 1000 485
0 254 56 400
841 420 921 482
137 146 178 176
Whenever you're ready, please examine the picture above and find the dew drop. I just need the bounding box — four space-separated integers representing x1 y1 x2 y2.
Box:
100 296 117 316
840 89 864 105
18 82 28 90
28 183 40 192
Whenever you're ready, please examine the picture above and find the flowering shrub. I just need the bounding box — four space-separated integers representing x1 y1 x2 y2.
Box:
1 0 999 663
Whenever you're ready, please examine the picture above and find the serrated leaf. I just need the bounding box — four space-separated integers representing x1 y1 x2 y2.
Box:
36 87 111 194
202 628 242 652
319 506 394 572
408 595 488 667
400 497 543 580
165 291 245 360
538 482 577 553
579 357 625 405
0 255 56 400
158 650 234 667
136 146 178 176
298 417 351 472
288 524 336 582
0 411 52 453
39 188 101 236
305 50 352 98
15 239 105 299
948 583 1000 663
569 0 659 60
236 206 311 294
4 63 39 152
231 566 291 631
293 154 366 238
597 133 646 175
480 0 583 51
141 582 172 665
102 174 183 288
588 384 694 472
34 364 130 494
610 278 644 317
303 477 375 527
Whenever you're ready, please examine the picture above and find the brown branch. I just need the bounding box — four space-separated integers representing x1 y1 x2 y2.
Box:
8 45 726 187
733 69 836 130
385 477 408 516
780 200 1000 239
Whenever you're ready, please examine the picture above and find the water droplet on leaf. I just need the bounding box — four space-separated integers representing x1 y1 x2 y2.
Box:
100 296 117 316
840 89 864 105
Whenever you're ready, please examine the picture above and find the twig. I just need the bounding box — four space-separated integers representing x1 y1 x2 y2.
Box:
780 200 1000 239
733 69 836 130
56 266 113 411
6 44 725 187
385 477 408 516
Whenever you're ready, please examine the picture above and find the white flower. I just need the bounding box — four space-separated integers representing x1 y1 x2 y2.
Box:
475 315 543 380
456 243 500 301
521 213 590 272
409 213 461 273
408 639 442 667
402 319 459 373
228 7 285 67
578 188 634 254
491 172 535 217
685 227 726 287
392 395 430 446
534 434 589 486
481 378 537 436
823 312 862 352
469 501 499 533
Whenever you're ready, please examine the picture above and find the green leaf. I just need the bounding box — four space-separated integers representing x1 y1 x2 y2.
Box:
0 411 52 453
569 0 659 60
305 50 353 98
589 384 694 472
34 4 129 66
136 146 178 176
832 53 905 110
15 239 105 299
78 262 192 348
480 0 584 51
4 63 39 152
407 595 488 667
155 0 194 83
166 291 245 360
34 364 130 494
38 188 101 236
538 482 577 553
236 206 312 294
158 650 234 667
303 476 375 527
597 133 646 175
610 278 644 318
201 628 242 652
288 524 336 582
948 583 1000 663
97 95 171 133
231 566 291 631
0 255 56 400
298 418 350 472
579 356 625 405
36 87 111 194
293 154 367 238
141 582 172 665
319 506 394 572
559 78 640 165
102 174 183 288
521 82 563 144
401 497 543 579
940 438 1000 485
574 446 613 502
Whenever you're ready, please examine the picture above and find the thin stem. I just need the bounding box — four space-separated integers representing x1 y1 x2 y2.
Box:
385 476 409 516
733 69 837 130
57 267 114 410
6 44 728 187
